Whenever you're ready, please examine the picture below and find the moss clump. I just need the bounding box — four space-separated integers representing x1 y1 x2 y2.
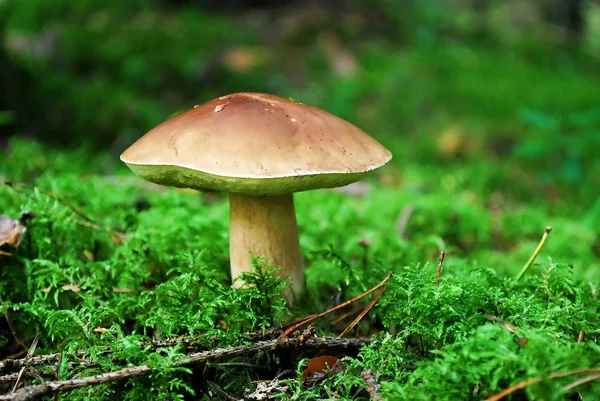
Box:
0 136 598 400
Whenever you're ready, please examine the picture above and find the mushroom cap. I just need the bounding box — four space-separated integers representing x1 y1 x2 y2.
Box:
121 92 392 196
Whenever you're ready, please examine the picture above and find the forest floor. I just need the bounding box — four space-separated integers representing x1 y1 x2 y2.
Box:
1 2 599 399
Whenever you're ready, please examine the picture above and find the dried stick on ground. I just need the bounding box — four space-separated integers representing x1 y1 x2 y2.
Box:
11 334 39 393
338 287 385 338
0 369 55 384
1 328 284 374
281 271 393 337
0 354 96 374
0 332 372 401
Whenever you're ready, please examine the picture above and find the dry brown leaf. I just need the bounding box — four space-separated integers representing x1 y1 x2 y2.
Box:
301 355 339 382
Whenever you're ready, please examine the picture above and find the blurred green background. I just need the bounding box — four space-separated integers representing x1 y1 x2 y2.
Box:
1 0 599 273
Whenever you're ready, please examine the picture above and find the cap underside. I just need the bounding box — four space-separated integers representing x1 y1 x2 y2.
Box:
125 162 373 196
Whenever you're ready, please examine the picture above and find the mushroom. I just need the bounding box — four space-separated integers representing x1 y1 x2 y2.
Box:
120 93 391 302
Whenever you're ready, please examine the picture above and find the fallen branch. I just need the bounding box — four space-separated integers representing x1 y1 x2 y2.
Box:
1 331 372 401
0 353 95 374
1 328 284 374
2 365 150 401
0 369 55 384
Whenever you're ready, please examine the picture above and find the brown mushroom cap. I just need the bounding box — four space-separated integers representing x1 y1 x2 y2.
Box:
121 92 392 196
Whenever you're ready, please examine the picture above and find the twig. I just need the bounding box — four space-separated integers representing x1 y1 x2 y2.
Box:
515 226 552 281
11 334 39 393
5 182 92 223
485 367 600 401
338 287 385 338
0 182 34 201
434 250 446 287
360 369 383 401
331 308 362 325
1 328 284 374
484 315 518 333
0 369 55 384
1 334 367 373
1 353 95 373
577 331 584 343
486 377 541 401
152 327 282 350
280 271 393 337
273 369 296 381
560 373 600 392
206 380 242 400
73 220 128 241
0 365 150 401
0 334 372 401
210 362 264 369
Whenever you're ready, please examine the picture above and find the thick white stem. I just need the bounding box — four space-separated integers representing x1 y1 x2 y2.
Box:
229 193 304 302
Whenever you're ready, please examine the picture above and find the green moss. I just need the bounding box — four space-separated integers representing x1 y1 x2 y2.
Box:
1 0 600 399
1 133 598 399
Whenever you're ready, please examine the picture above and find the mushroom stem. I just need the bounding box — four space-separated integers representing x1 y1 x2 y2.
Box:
229 193 304 302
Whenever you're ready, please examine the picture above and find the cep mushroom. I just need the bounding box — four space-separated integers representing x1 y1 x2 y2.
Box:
120 93 391 302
